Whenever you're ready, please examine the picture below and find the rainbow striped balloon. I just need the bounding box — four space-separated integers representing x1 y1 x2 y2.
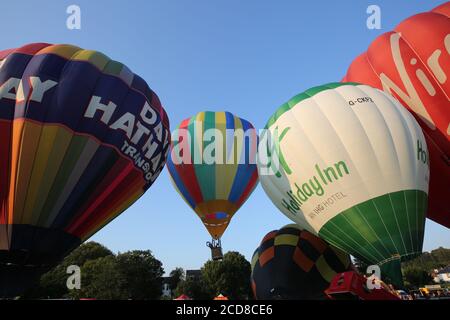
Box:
167 111 258 240
0 43 170 295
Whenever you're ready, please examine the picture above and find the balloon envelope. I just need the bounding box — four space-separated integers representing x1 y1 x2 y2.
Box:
343 3 449 228
0 43 170 296
167 111 258 240
251 224 351 300
258 83 429 286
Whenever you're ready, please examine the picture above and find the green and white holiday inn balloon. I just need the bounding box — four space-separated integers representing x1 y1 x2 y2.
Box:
258 82 429 287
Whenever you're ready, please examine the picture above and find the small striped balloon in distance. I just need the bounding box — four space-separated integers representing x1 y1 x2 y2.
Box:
343 2 450 228
167 111 258 242
257 82 429 288
251 224 351 300
0 43 170 296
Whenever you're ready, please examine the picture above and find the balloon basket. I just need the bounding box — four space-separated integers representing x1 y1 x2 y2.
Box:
206 239 223 261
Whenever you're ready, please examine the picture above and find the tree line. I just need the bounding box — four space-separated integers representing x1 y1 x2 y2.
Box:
25 242 449 299
25 241 252 300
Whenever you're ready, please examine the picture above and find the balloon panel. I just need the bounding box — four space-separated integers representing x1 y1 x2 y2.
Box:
0 43 170 268
251 224 351 300
258 83 429 285
167 111 258 239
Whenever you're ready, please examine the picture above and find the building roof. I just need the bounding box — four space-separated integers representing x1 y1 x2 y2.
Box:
186 270 202 278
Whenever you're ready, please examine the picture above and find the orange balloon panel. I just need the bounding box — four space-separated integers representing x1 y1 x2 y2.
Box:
194 200 239 240
344 3 450 228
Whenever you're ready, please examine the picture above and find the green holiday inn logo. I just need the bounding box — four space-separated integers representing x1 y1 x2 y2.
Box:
265 126 291 178
281 161 350 215
261 125 351 215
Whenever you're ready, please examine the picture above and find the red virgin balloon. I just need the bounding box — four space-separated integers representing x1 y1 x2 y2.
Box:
344 2 450 228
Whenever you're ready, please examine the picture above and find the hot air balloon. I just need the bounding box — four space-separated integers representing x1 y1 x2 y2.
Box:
0 43 170 297
343 2 449 228
257 83 429 287
167 111 258 260
251 224 351 300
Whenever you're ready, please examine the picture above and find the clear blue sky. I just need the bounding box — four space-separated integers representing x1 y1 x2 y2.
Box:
3 0 448 274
